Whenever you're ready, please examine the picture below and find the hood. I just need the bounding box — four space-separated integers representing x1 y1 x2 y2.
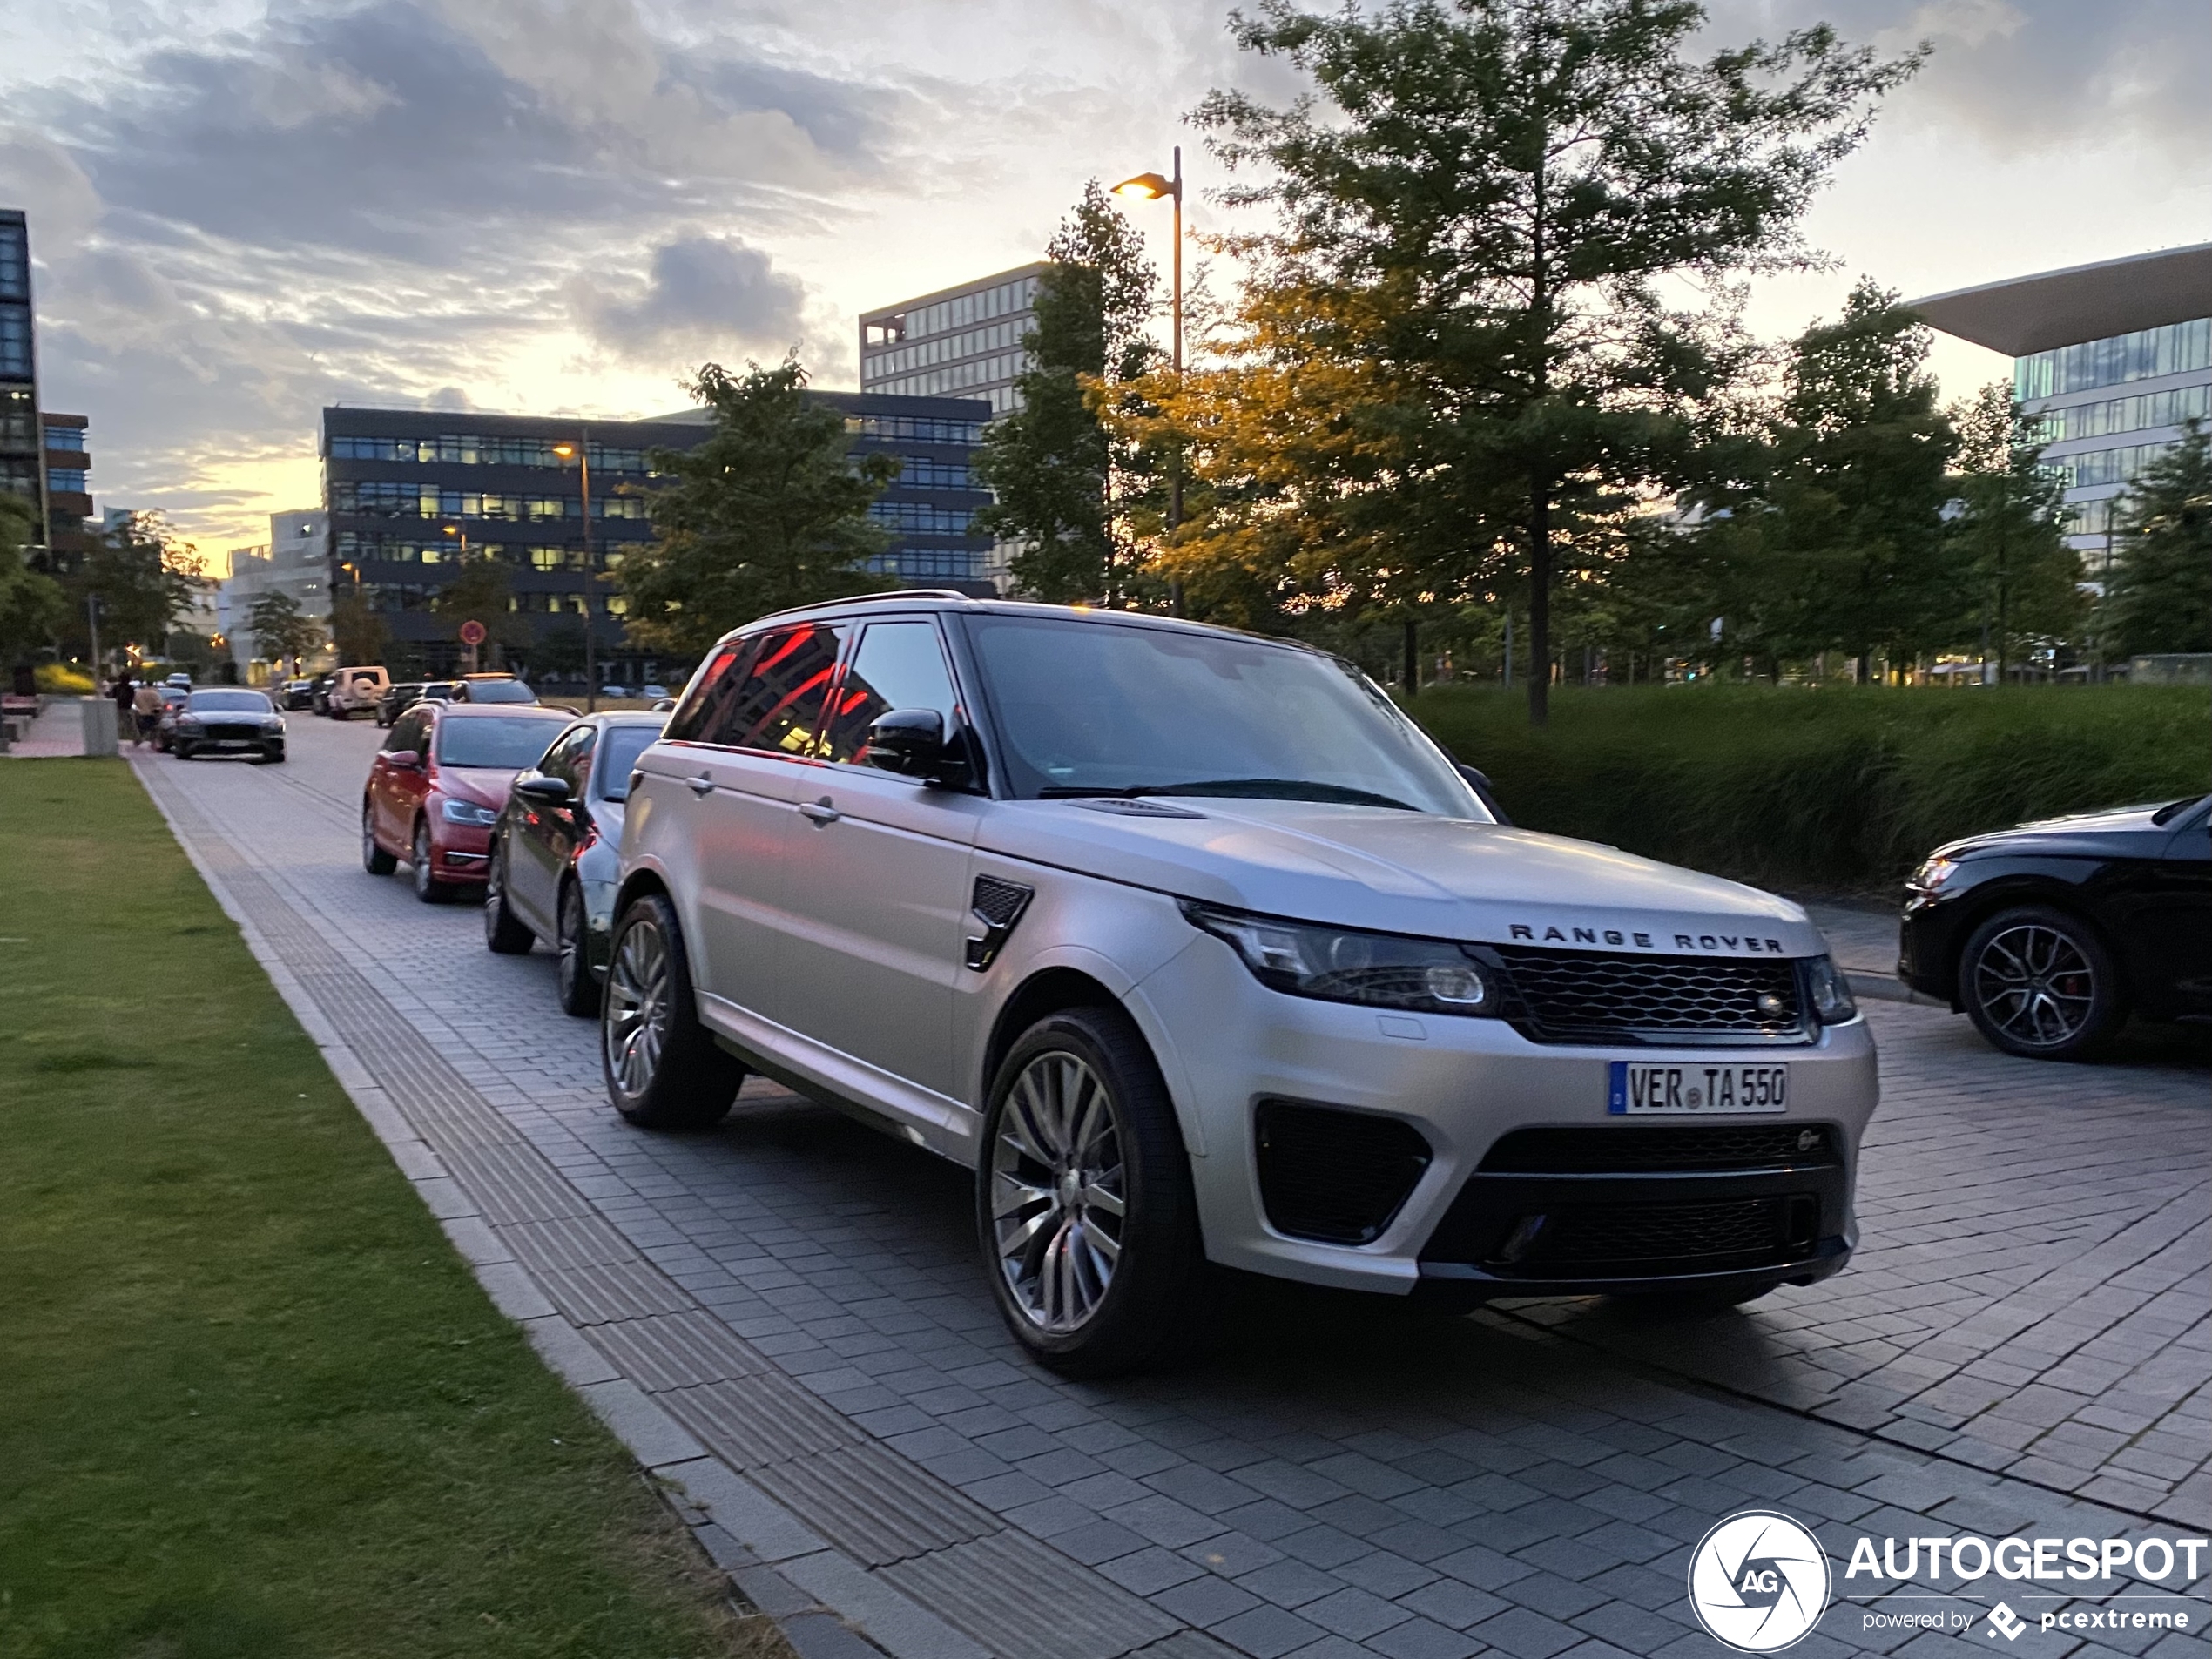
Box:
981 798 1821 961
1937 799 2195 860
438 768 520 808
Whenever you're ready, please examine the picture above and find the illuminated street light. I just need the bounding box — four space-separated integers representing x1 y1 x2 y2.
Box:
1112 147 1185 616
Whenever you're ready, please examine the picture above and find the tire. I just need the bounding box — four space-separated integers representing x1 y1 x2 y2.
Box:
361 804 397 875
483 840 535 954
411 819 455 904
978 1007 1206 1377
600 893 742 1129
175 743 195 760
1959 904 2125 1060
556 879 600 1018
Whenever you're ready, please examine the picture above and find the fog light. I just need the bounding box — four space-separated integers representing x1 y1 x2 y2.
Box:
1424 963 1489 1008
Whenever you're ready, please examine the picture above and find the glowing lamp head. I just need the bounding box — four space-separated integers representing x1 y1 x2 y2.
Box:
1112 172 1174 201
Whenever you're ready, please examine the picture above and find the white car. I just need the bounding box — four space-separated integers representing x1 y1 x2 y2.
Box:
610 597 1878 1374
327 664 390 719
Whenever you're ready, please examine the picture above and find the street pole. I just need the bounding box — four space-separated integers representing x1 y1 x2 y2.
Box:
578 430 597 712
87 594 102 685
1168 145 1184 619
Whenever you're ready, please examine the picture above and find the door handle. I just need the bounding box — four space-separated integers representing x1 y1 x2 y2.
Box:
799 798 840 825
685 774 714 796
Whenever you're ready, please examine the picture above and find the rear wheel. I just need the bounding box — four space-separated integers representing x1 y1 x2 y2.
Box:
361 804 396 874
1959 905 2124 1060
601 893 741 1129
979 1008 1207 1377
411 819 455 904
556 880 600 1018
483 840 534 954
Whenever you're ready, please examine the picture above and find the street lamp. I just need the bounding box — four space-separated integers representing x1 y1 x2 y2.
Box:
1114 148 1185 616
551 437 597 711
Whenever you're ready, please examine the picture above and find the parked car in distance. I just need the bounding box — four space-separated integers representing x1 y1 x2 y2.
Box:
598 684 631 700
375 682 424 728
609 595 1876 1375
638 683 669 700
454 673 538 705
164 672 192 690
280 678 318 711
483 711 670 1015
361 701 572 902
172 688 285 763
326 665 390 719
151 685 192 752
1900 793 2212 1059
307 675 337 715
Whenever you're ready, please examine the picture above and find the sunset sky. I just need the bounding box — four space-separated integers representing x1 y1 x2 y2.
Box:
3 0 2206 570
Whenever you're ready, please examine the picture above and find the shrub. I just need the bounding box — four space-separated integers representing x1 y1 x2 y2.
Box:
1408 685 2210 891
33 663 95 695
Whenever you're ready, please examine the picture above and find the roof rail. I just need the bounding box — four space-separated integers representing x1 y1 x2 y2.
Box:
752 588 979 623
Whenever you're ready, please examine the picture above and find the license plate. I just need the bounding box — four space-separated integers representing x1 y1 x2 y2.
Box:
1608 1062 1788 1115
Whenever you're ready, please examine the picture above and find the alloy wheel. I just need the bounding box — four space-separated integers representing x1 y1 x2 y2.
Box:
604 915 671 1098
989 1051 1127 1332
1971 923 2096 1049
558 885 586 1003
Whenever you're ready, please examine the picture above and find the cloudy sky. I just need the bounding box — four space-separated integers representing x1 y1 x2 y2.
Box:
3 0 2207 567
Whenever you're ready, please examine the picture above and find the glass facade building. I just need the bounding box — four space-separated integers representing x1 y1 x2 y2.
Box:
860 264 1046 417
0 208 47 552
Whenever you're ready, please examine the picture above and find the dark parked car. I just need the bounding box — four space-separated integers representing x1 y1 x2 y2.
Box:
1900 793 2212 1059
172 688 286 763
453 673 537 705
307 675 336 716
151 685 192 752
374 679 458 727
280 678 317 711
482 711 669 1015
362 701 571 902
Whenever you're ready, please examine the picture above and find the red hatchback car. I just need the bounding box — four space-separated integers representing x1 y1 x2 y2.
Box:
363 701 571 902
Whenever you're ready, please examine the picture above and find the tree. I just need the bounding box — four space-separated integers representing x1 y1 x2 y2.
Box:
975 182 1161 603
0 489 65 669
429 552 526 666
64 511 212 667
244 589 324 673
615 356 894 657
1949 382 2080 678
1192 0 1920 720
329 587 390 669
2106 421 2212 658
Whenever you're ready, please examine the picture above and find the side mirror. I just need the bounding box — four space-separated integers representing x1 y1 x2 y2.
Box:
515 772 572 804
864 708 964 783
1454 762 1513 826
388 749 422 770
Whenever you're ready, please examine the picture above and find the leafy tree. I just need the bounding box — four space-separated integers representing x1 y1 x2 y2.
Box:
1948 382 2080 678
329 587 390 669
0 489 65 668
616 356 894 657
529 617 590 678
64 511 212 666
430 552 527 668
244 590 324 673
976 182 1162 603
2106 421 2212 657
1191 0 1920 720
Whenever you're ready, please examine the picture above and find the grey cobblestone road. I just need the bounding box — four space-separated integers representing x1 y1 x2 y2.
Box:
130 721 2209 1659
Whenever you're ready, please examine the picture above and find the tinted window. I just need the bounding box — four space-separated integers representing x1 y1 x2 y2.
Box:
664 641 750 744
436 715 569 769
699 624 846 754
964 617 1485 817
594 723 666 800
538 725 595 789
387 709 429 753
185 690 273 713
463 679 536 704
820 622 961 765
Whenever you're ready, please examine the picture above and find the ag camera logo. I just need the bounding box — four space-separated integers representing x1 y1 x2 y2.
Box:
1688 1510 1832 1651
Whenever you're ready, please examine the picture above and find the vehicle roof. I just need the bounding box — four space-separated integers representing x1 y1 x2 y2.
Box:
728 591 1331 657
429 700 568 719
581 710 668 726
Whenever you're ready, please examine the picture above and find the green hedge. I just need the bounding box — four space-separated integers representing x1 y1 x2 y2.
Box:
1405 685 2210 891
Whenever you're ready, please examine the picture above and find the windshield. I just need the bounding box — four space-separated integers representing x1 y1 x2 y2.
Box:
595 724 666 800
436 715 566 770
186 691 273 714
963 616 1485 817
464 679 536 704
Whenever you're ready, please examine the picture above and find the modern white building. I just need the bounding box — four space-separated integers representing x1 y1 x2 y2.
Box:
859 264 1046 418
222 508 331 675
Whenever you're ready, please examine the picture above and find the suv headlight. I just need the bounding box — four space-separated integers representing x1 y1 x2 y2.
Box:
440 799 499 826
1804 954 1857 1024
1908 854 1959 891
1181 900 1495 1016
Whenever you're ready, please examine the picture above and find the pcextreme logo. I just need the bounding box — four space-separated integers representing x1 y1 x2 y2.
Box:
1687 1511 1832 1652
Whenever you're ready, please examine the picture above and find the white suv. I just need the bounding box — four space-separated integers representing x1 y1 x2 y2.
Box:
610 597 1878 1373
326 665 390 719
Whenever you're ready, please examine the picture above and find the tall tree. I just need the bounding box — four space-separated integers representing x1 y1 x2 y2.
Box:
430 551 527 666
244 589 323 674
1195 0 1920 720
328 587 390 669
65 511 211 665
975 182 1161 603
0 489 65 669
616 356 894 658
2106 421 2212 658
1949 381 2080 679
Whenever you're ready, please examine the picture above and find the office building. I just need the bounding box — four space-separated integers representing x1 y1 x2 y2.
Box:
42 411 93 563
223 509 332 675
1914 244 2212 563
860 264 1046 416
322 390 992 678
1 208 47 551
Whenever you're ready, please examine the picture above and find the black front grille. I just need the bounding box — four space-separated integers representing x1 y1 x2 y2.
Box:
1493 947 1806 1043
1255 1102 1432 1244
1501 1195 1818 1270
1480 1123 1838 1174
204 723 261 741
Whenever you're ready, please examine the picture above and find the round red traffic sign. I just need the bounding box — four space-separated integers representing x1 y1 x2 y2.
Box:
458 619 487 646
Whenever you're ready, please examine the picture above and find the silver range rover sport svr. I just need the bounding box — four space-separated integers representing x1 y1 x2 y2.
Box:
606 596 1878 1374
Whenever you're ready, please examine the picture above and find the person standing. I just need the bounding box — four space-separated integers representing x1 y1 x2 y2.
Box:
131 679 160 749
110 672 138 746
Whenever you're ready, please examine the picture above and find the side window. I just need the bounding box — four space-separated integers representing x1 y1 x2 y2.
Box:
701 624 848 755
663 641 751 744
538 725 594 788
386 709 428 753
819 622 961 765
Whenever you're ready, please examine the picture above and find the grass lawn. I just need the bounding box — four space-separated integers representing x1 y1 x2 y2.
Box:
0 759 778 1658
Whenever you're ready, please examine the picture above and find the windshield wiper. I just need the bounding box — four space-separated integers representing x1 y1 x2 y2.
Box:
1039 779 1417 812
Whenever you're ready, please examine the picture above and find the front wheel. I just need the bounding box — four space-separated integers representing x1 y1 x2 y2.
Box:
601 894 741 1129
411 819 455 904
979 1008 1207 1378
361 804 397 874
483 841 534 954
1959 905 2124 1060
556 880 600 1018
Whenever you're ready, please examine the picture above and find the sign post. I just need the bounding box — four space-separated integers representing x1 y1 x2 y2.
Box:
458 617 487 676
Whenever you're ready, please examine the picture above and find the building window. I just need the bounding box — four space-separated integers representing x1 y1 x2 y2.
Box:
843 415 985 444
0 220 27 301
43 425 85 453
2033 382 2210 444
47 467 86 492
0 311 30 378
327 434 652 472
2016 319 2212 401
867 502 975 535
2047 438 2179 490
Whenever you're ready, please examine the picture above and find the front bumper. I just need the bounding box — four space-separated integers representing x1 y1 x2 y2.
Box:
1130 932 1879 1299
1898 890 1965 1005
429 821 493 884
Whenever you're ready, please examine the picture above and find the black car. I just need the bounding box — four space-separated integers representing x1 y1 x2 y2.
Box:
150 685 192 752
482 711 668 1016
1899 793 2212 1059
375 682 424 727
280 678 317 711
454 674 536 705
172 688 287 763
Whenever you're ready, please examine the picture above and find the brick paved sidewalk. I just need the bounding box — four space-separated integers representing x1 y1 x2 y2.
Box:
124 731 2210 1659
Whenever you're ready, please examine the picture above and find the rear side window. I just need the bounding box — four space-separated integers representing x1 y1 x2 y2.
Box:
695 624 848 755
664 641 751 744
538 725 595 789
819 621 961 765
387 709 429 752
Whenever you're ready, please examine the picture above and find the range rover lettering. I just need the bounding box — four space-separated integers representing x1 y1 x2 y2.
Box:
607 596 1878 1374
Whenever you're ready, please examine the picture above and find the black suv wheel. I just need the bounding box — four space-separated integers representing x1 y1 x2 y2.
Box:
979 1007 1207 1377
1959 904 2125 1060
556 880 599 1018
601 893 742 1129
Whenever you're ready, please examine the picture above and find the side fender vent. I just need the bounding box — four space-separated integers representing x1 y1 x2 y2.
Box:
966 875 1035 971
